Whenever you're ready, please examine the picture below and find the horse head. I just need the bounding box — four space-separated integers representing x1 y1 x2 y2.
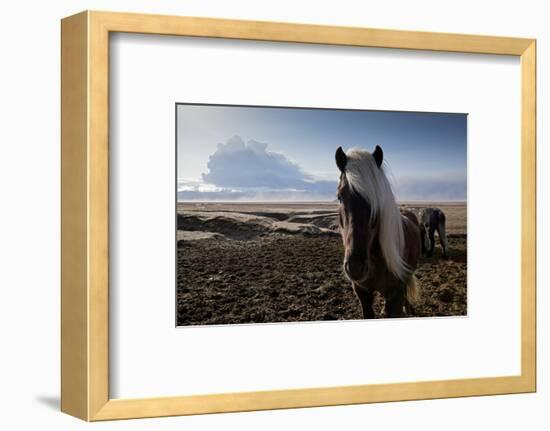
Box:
335 146 383 282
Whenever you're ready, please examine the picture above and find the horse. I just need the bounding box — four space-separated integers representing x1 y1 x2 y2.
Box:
419 207 448 258
335 145 421 318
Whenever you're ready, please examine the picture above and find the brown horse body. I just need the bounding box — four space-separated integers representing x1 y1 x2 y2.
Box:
335 146 421 318
351 212 420 318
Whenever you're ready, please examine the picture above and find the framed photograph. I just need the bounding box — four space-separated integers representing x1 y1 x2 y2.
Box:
61 11 536 421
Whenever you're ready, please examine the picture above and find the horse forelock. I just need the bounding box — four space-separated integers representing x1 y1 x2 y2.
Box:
343 148 410 281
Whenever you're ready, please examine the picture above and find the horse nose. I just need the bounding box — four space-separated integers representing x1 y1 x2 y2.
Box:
345 259 366 280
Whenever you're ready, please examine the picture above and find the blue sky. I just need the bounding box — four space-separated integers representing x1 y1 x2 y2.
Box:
177 104 467 202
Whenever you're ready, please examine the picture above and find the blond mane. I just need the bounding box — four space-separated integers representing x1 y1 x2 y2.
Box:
344 148 409 281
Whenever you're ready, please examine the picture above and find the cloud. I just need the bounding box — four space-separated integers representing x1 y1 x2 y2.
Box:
178 136 466 202
202 135 312 189
177 178 226 193
186 135 337 201
177 188 336 202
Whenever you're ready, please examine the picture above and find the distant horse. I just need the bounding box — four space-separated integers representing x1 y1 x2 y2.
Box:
419 208 448 258
335 146 421 318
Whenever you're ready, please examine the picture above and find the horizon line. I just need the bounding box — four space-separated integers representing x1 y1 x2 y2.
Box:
177 199 468 204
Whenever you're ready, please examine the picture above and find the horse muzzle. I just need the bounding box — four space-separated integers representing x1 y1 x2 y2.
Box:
344 258 368 282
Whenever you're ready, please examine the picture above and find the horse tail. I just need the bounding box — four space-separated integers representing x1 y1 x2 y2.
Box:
405 274 419 305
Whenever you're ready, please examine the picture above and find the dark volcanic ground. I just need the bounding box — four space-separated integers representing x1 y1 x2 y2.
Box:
176 203 467 326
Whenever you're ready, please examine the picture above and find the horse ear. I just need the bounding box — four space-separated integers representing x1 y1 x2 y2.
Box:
373 145 383 168
335 147 347 172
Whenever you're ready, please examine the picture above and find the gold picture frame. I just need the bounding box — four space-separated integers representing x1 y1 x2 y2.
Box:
61 10 536 421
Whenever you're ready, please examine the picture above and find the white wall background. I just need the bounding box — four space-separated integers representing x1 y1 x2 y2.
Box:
0 0 546 429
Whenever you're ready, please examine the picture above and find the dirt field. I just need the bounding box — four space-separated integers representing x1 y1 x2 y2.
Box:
177 202 467 325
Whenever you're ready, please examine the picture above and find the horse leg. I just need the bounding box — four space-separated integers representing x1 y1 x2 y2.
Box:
437 220 448 258
404 300 416 316
384 287 406 318
428 228 436 257
420 226 427 255
353 284 375 319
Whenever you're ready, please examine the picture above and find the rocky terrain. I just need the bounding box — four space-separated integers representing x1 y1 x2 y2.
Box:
177 202 467 325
